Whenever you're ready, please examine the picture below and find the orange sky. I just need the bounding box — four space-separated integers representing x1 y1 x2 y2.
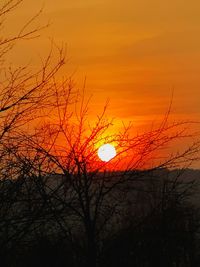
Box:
6 0 200 131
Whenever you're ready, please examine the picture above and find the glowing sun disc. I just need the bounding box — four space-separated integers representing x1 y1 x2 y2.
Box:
97 144 116 162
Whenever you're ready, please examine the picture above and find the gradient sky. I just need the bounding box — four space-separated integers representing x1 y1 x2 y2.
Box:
7 0 200 129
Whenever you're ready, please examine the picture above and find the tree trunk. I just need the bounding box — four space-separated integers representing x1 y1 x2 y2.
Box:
85 223 97 267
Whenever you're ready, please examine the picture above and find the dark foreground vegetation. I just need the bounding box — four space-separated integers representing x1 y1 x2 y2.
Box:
1 169 200 267
0 1 200 266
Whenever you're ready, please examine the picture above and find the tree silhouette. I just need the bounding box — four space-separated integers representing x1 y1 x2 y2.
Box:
0 2 200 267
19 90 200 267
0 0 66 261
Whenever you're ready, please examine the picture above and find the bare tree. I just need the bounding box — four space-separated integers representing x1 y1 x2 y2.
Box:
0 2 200 267
0 1 67 261
19 89 200 267
0 0 66 142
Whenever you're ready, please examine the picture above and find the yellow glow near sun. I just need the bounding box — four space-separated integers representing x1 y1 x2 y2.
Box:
97 144 117 162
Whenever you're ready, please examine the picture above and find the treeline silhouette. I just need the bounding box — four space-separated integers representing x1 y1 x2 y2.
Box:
0 1 200 267
0 169 200 267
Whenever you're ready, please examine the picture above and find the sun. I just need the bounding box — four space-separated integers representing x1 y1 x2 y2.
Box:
97 144 117 162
